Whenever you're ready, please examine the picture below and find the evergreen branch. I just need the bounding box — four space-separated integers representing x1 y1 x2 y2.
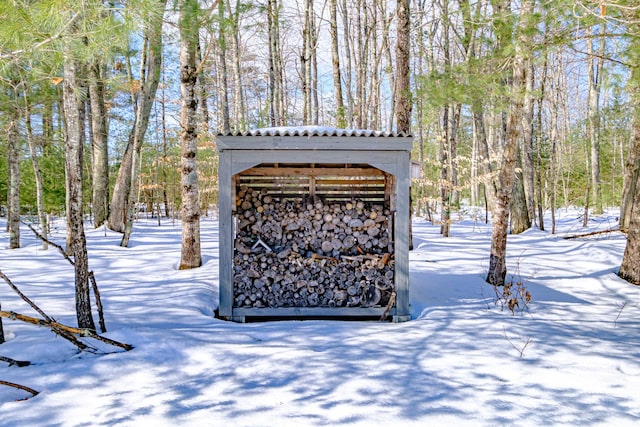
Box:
0 11 82 61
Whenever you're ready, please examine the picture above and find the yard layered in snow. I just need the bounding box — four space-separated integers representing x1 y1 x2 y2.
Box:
1 210 639 426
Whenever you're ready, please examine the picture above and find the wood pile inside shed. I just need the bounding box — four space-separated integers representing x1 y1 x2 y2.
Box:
233 186 395 310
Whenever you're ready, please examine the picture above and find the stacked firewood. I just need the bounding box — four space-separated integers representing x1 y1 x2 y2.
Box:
233 185 395 309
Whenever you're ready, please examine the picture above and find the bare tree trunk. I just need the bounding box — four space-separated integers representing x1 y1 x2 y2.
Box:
301 0 313 124
510 150 530 234
395 0 411 134
520 59 536 227
217 0 231 133
310 0 319 125
267 0 285 126
23 87 48 250
511 58 533 235
620 95 640 283
229 0 247 130
196 40 210 132
109 0 165 234
381 0 396 130
179 0 202 270
621 87 640 232
161 66 171 218
329 0 345 127
586 25 606 215
7 86 20 249
0 298 4 343
486 0 531 287
620 186 640 285
535 56 548 231
440 108 451 237
88 60 109 228
63 52 96 331
341 0 354 126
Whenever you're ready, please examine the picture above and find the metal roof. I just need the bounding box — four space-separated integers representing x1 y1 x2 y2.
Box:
216 126 412 138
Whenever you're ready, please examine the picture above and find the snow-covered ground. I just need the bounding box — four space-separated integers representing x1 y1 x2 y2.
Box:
1 209 639 426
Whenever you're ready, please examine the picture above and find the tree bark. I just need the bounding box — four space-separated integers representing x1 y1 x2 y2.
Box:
88 60 110 228
0 298 4 344
217 0 231 133
109 0 165 234
486 0 531 287
179 0 202 270
510 151 530 234
229 0 247 129
62 50 96 331
23 86 48 250
267 0 285 126
301 0 313 124
329 0 345 127
620 128 640 284
621 88 640 232
586 25 606 215
520 59 535 228
7 85 20 249
440 108 451 237
341 0 354 127
395 0 411 134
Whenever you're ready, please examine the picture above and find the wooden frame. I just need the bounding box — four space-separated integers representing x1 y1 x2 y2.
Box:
217 128 412 322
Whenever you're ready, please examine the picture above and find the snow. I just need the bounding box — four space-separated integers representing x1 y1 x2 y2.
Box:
1 209 640 426
237 125 405 137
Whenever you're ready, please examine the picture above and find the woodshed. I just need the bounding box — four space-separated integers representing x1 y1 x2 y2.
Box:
217 126 412 322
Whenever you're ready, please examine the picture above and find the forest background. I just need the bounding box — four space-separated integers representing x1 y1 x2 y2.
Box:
1 0 640 318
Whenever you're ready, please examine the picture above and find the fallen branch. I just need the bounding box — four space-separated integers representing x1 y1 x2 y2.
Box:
0 355 30 367
0 269 95 351
0 270 53 321
0 310 133 352
563 227 622 239
22 220 107 333
89 272 107 333
503 327 532 358
22 221 74 265
0 380 39 400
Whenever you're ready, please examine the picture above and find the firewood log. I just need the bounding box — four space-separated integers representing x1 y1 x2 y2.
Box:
232 193 396 309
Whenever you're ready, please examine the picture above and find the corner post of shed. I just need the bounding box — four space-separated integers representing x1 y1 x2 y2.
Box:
218 147 234 318
393 149 411 322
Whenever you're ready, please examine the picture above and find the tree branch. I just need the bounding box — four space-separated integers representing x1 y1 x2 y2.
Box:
0 310 133 352
0 355 31 367
0 11 82 61
0 380 39 400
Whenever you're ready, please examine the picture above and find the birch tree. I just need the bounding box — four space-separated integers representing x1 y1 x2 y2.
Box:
178 0 202 269
486 0 533 286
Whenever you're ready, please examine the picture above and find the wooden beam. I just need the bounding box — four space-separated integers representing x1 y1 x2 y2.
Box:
241 166 386 177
